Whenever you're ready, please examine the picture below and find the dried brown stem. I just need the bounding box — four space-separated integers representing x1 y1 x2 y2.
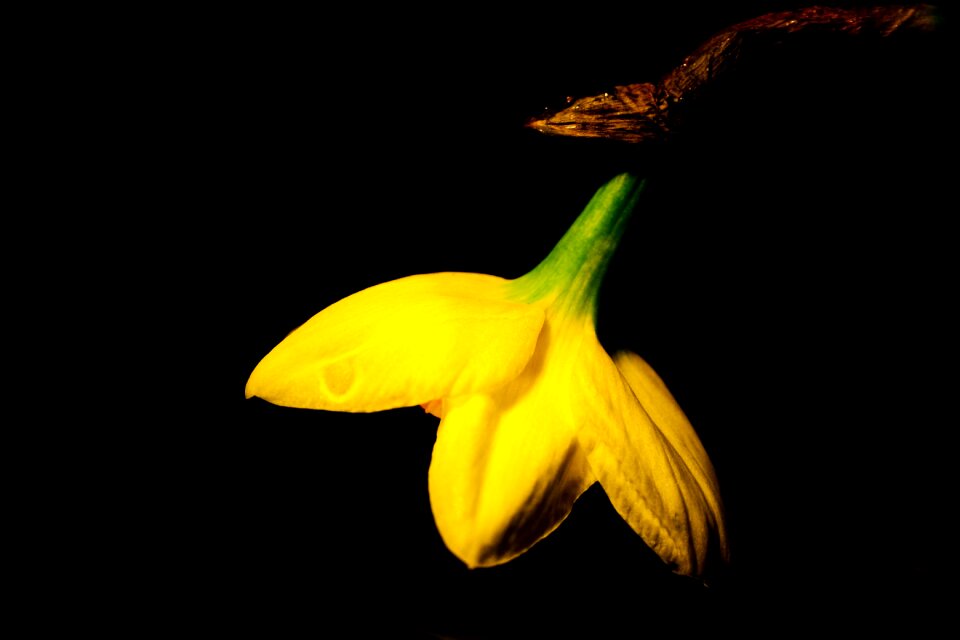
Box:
527 5 938 144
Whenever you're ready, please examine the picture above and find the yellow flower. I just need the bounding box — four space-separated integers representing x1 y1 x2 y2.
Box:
246 174 728 577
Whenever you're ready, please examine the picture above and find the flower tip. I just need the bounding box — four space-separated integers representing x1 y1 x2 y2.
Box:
244 357 267 400
444 537 521 570
244 358 276 403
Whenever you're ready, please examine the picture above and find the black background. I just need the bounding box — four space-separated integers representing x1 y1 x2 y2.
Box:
144 2 955 636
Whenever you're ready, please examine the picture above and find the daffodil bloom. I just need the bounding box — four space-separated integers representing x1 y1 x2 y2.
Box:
246 174 728 577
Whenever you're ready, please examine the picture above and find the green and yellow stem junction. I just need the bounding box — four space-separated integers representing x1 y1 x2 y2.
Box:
511 173 645 318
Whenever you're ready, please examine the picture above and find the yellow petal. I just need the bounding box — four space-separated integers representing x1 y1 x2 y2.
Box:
428 320 596 568
574 346 728 577
245 272 544 412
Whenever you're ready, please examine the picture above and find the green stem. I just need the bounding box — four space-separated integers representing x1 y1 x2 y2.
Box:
513 173 646 318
